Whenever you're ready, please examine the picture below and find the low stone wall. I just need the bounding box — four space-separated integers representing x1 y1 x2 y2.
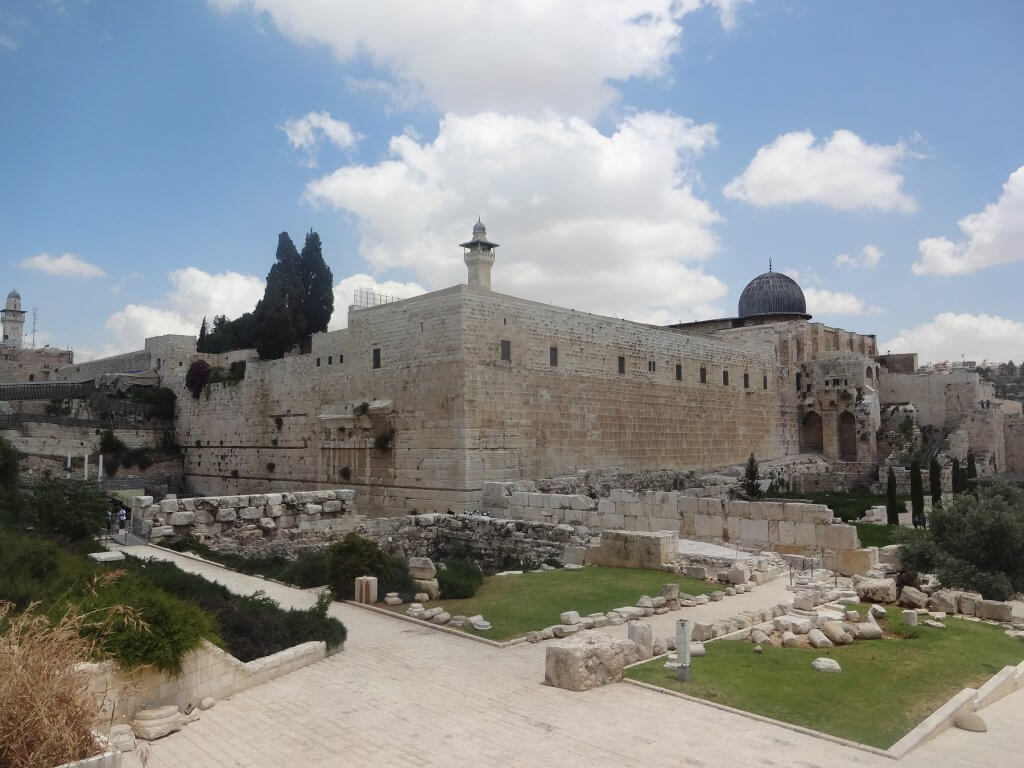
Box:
585 531 677 569
359 513 590 571
87 639 330 724
132 489 360 546
482 483 859 555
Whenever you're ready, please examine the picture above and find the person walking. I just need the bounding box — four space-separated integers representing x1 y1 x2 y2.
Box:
117 507 127 540
106 508 114 539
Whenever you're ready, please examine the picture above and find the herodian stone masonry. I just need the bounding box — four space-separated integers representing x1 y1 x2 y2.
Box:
2 219 1021 515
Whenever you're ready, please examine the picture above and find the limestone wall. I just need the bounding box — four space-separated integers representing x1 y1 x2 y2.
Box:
585 530 677 569
2 423 161 458
133 488 359 546
1005 415 1024 473
51 350 152 382
877 370 992 428
481 483 859 554
88 639 330 723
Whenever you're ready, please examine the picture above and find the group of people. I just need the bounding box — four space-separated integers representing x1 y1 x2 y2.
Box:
106 505 129 539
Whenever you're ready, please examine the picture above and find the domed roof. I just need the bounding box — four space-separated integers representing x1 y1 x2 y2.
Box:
472 218 486 235
737 271 807 318
7 289 19 299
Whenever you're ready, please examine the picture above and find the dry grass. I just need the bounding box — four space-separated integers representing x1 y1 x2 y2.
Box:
0 573 148 768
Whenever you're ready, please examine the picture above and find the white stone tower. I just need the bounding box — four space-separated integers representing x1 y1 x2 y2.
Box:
2 290 26 349
461 218 498 291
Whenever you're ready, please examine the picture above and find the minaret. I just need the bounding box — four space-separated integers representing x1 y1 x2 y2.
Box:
2 290 26 349
460 218 498 291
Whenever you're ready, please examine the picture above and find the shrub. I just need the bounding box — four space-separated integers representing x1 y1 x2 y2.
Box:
132 386 177 420
99 429 127 455
378 554 416 600
327 533 386 599
28 478 108 541
886 467 900 525
739 453 762 498
0 602 111 768
185 359 212 399
437 558 484 599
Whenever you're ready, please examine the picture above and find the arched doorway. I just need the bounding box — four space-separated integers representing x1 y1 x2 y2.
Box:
801 411 823 453
838 410 857 461
865 366 873 380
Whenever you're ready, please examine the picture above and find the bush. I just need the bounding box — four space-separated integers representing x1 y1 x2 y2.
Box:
327 533 386 599
28 478 108 541
374 427 395 450
185 359 212 399
99 429 127 455
0 434 21 491
132 386 177 420
378 554 416 600
437 558 484 599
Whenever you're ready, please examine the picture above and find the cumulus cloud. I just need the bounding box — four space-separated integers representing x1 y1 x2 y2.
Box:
328 274 427 331
209 1 747 117
803 287 883 317
303 111 728 323
912 165 1024 276
835 244 883 270
103 267 265 352
881 313 1024 364
724 130 916 212
21 252 106 279
281 111 359 166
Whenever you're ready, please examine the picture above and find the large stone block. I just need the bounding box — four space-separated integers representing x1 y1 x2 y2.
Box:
837 548 877 577
627 620 654 659
693 514 724 539
976 600 1012 622
215 508 237 522
544 634 643 691
239 506 262 520
738 518 769 543
855 577 897 603
168 511 195 527
958 591 983 616
408 557 436 580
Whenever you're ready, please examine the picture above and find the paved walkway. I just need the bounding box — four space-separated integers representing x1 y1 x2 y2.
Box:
119 546 1020 768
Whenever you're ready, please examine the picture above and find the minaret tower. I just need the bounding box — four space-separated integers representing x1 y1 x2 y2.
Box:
461 218 498 291
2 290 26 349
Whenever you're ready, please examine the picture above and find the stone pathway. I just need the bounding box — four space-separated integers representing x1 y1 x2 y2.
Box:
117 546 1020 768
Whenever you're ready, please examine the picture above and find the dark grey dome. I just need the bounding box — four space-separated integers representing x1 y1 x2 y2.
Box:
737 271 807 317
472 219 486 234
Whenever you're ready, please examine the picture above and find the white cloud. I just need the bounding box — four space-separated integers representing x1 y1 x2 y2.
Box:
103 267 265 352
724 130 917 212
804 287 883 317
835 244 883 270
209 1 747 117
0 34 17 51
912 165 1024 276
881 313 1024 364
328 274 426 331
303 111 728 324
281 111 359 166
21 252 106 279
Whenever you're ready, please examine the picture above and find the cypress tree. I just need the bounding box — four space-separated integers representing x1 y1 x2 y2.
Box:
966 451 978 488
951 457 962 493
886 466 900 526
739 453 762 498
253 233 303 360
296 230 334 353
929 456 942 508
910 460 924 527
197 316 209 352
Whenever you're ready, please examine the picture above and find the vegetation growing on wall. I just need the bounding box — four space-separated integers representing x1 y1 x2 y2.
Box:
185 359 212 399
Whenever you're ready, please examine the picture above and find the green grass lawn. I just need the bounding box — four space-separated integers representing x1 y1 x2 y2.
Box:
627 607 1024 749
785 489 902 522
386 566 716 641
853 522 901 548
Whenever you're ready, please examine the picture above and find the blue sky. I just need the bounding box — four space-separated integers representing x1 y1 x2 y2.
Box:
2 0 1023 363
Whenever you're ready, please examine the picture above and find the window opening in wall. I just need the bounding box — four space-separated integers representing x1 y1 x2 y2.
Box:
420 322 424 332
763 374 768 390
675 364 682 381
339 354 344 364
316 358 321 367
700 366 707 383
844 379 848 386
648 360 656 372
503 317 507 325
618 356 625 374
500 340 511 362
328 356 333 365
372 347 381 369
549 346 558 367
743 373 750 389
722 370 729 386
796 372 802 392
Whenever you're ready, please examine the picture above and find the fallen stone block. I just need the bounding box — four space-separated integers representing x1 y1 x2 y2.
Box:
552 623 580 638
408 556 436 580
869 604 887 620
922 619 946 629
198 697 215 711
820 621 853 645
781 630 800 648
544 634 643 691
808 628 833 648
927 590 958 614
627 620 654 659
898 586 929 609
901 609 918 626
812 657 842 673
958 591 983 616
430 611 452 625
976 600 1012 623
132 706 186 741
560 610 581 625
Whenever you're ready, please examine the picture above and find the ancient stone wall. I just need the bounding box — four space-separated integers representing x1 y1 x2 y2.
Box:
2 422 161 458
133 488 359 545
481 482 859 554
51 350 152 382
1005 415 1024 473
584 530 677 569
877 370 992 428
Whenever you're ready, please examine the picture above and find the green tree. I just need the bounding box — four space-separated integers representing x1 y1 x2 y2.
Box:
910 460 925 527
296 230 334 353
28 478 108 541
253 233 303 359
0 435 22 525
951 457 962 493
739 453 762 498
929 456 942 508
886 466 900 525
197 316 209 352
966 451 978 488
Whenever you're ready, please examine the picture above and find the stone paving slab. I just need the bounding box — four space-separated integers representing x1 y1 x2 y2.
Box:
116 545 1021 768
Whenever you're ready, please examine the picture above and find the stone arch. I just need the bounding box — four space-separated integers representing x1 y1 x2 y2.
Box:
801 411 823 453
838 410 857 461
865 366 873 380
